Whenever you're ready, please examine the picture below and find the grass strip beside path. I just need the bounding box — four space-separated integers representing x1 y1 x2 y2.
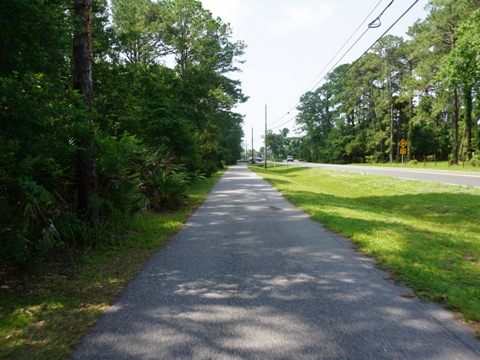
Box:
250 164 480 335
0 169 224 360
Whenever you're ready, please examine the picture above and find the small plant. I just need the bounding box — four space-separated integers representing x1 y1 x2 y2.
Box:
183 170 206 185
145 169 188 210
96 133 145 216
365 155 376 164
469 155 479 167
408 159 418 165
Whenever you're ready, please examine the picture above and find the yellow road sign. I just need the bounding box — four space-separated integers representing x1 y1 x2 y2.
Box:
399 139 408 148
400 147 407 155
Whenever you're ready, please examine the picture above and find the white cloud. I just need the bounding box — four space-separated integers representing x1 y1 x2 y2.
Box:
200 0 252 25
272 3 334 34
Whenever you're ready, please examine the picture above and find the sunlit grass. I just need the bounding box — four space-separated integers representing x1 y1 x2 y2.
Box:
250 165 480 331
0 169 224 360
349 160 480 172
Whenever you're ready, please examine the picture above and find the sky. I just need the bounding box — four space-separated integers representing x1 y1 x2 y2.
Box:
199 0 430 151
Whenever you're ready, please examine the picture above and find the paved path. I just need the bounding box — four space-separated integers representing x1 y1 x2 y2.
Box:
71 164 480 359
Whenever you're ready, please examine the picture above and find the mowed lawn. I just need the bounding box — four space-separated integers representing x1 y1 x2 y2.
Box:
250 164 480 334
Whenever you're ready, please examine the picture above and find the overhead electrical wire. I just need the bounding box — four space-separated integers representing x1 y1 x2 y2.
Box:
337 0 419 82
268 114 298 131
269 0 387 126
268 0 387 127
368 0 395 28
268 0 420 131
300 0 388 104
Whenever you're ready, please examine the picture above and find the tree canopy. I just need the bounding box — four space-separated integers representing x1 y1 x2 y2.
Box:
294 0 480 165
0 0 246 265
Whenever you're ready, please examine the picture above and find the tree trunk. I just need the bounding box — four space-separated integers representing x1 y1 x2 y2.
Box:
452 86 459 165
407 95 413 161
74 0 100 226
464 85 473 161
459 126 467 161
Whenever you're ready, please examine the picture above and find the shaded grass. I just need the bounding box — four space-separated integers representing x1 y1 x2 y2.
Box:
250 165 480 331
0 169 224 360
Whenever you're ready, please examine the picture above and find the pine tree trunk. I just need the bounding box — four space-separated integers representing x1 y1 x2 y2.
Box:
407 96 413 162
73 0 100 226
464 85 473 161
452 86 459 165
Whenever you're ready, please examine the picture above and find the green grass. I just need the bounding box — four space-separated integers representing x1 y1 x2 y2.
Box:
349 160 480 172
250 164 480 333
0 169 224 360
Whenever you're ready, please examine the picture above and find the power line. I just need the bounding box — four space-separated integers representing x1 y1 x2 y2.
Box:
268 0 420 131
303 0 388 97
337 0 419 82
268 0 387 127
368 0 395 28
269 115 297 131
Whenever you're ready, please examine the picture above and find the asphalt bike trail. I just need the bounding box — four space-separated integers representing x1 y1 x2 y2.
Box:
71 164 480 359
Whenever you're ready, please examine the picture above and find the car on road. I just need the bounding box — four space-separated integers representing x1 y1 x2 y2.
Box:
248 156 263 164
286 156 294 162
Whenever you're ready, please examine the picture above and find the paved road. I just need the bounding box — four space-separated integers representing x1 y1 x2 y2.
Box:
282 162 480 187
71 164 480 359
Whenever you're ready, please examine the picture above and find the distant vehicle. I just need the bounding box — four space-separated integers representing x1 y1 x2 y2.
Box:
287 156 294 162
248 156 263 163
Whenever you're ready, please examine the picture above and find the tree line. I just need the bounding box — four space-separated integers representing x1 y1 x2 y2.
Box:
294 0 480 165
0 0 246 265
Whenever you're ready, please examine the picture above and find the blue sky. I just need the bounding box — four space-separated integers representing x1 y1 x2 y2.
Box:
200 0 430 150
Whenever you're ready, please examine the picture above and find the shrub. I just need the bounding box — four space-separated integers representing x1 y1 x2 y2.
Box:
145 169 188 210
96 133 146 220
365 155 376 164
469 155 479 167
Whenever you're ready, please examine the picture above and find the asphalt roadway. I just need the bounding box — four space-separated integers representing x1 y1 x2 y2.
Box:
71 164 480 359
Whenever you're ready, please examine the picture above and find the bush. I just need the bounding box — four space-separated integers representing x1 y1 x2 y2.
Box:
0 144 76 266
0 72 87 266
365 155 376 164
96 133 146 220
469 155 479 167
145 169 188 210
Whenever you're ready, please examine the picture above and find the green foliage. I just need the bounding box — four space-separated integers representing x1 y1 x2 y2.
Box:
145 169 188 210
0 0 71 77
294 0 480 166
0 0 246 266
365 155 377 164
0 72 85 265
95 133 146 220
0 169 223 360
469 155 479 167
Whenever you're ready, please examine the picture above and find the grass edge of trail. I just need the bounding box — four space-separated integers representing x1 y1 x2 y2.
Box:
249 164 480 339
0 168 225 360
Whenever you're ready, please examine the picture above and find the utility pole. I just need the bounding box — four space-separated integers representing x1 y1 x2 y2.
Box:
264 104 267 169
251 127 253 163
244 138 248 161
